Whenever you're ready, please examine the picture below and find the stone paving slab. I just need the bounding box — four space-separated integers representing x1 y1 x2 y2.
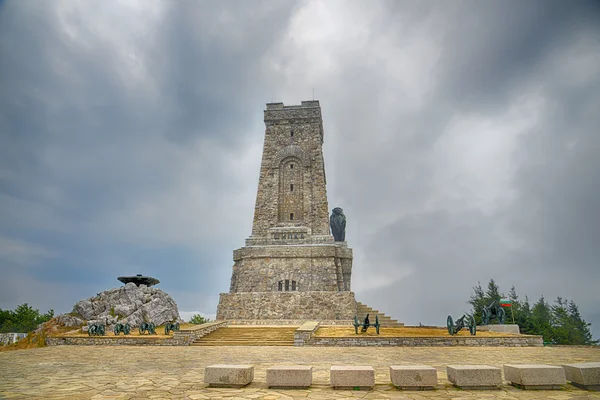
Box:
1 345 600 399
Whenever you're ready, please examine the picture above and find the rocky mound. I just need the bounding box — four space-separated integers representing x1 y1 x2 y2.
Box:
62 282 181 328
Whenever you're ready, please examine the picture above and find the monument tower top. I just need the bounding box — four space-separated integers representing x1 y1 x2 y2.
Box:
247 100 332 246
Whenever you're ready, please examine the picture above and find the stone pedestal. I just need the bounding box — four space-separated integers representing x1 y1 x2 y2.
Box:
330 366 375 389
563 362 600 390
504 364 566 389
204 365 254 388
266 366 313 388
447 365 502 389
390 365 437 390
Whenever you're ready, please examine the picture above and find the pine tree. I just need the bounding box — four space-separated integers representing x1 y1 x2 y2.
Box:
567 301 597 345
467 281 486 324
518 295 535 335
485 279 501 304
551 297 572 344
531 296 553 342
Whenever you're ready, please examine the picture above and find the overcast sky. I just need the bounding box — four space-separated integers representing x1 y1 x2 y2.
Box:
1 0 599 338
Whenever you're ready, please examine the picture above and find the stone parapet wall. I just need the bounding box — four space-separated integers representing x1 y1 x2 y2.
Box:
216 292 357 320
46 337 171 346
302 336 544 347
294 321 320 346
46 321 228 346
228 320 353 326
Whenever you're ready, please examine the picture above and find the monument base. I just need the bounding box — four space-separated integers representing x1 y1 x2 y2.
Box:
478 324 520 334
216 291 357 320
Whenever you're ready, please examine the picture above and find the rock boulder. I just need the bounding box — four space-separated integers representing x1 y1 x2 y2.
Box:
70 282 181 327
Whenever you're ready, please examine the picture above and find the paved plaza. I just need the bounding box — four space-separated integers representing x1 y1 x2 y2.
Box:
1 345 600 399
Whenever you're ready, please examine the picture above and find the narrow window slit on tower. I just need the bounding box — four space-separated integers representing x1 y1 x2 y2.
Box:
292 280 297 291
290 213 294 220
290 184 294 192
278 281 282 291
291 130 294 137
290 164 294 169
285 279 290 291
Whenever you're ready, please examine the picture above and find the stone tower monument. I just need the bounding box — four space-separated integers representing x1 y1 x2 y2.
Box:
216 100 357 320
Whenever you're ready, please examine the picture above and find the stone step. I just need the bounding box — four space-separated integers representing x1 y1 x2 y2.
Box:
192 341 293 346
192 326 296 346
356 301 404 327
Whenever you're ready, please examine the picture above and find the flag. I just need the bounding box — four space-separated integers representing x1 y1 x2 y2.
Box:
500 298 511 307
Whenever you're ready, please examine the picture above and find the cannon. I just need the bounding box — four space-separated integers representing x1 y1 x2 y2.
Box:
139 322 156 335
87 323 106 336
481 300 506 325
113 322 131 336
164 321 180 335
353 314 380 335
447 314 476 336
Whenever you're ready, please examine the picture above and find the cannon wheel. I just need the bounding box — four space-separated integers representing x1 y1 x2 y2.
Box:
165 325 171 335
498 307 506 324
175 322 180 331
353 315 359 334
139 325 145 335
447 315 455 335
149 323 156 335
468 315 476 336
481 308 489 325
375 315 380 335
124 324 131 335
113 326 120 336
88 327 94 336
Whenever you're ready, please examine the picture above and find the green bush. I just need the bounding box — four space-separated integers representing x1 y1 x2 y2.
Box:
0 304 54 333
189 314 211 325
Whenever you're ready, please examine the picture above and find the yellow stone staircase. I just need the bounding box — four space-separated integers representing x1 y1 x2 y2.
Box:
191 326 296 346
356 301 404 327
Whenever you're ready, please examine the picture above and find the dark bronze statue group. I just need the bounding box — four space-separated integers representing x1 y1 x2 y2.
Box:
86 320 179 336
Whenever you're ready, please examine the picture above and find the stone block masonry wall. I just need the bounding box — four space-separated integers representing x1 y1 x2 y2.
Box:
229 244 353 293
303 336 544 347
216 292 357 320
1 332 27 345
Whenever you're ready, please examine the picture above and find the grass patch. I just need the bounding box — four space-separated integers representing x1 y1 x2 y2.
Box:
314 326 521 338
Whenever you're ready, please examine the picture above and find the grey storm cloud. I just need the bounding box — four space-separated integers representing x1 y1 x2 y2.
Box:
1 0 599 337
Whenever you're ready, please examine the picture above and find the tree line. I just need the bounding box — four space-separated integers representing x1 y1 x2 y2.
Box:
468 279 597 345
0 303 54 333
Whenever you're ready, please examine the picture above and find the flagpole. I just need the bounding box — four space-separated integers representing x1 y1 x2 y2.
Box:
511 303 515 324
